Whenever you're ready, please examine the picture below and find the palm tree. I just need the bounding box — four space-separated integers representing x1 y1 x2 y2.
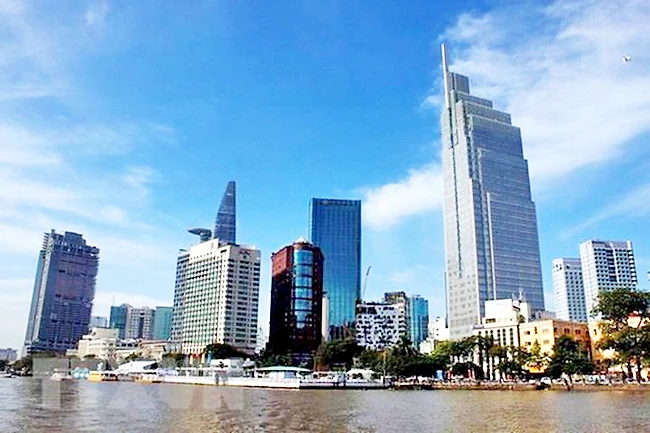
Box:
475 335 495 380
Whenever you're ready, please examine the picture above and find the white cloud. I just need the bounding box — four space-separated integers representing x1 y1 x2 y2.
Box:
361 163 443 230
85 1 109 27
439 0 650 183
364 0 650 230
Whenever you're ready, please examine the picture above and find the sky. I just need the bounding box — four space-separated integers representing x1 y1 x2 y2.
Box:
2 0 650 351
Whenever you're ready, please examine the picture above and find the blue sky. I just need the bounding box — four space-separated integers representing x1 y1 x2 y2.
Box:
2 0 650 350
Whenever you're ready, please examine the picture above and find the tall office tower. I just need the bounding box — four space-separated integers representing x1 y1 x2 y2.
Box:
310 198 361 340
268 238 324 364
407 295 429 347
89 316 108 329
152 306 173 340
552 258 587 322
171 238 260 355
124 307 155 340
23 230 99 354
109 304 129 339
580 240 637 316
213 181 236 244
440 44 545 339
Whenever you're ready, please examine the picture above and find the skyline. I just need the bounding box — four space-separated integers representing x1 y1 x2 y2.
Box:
3 0 650 351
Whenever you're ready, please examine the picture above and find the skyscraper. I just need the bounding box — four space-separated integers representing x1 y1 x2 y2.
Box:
580 240 637 316
109 304 129 339
268 238 324 364
171 238 260 355
440 44 545 339
310 198 361 340
153 306 173 340
24 230 99 354
552 258 587 323
407 295 429 347
213 181 236 244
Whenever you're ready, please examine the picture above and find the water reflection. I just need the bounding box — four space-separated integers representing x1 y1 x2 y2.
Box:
2 379 650 432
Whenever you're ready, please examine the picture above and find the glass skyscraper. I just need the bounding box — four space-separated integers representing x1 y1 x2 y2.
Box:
213 181 236 244
153 306 173 340
407 295 429 347
268 239 324 364
310 198 361 340
24 230 99 354
440 45 544 339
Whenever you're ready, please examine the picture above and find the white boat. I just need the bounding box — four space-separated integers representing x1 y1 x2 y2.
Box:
50 371 73 381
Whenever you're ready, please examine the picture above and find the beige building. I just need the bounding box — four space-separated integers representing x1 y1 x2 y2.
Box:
171 239 261 356
589 317 649 379
76 328 119 360
519 319 590 372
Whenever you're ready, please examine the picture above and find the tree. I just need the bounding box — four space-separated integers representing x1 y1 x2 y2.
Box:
257 349 292 367
314 338 362 371
546 335 594 387
475 336 495 380
526 341 549 374
592 286 650 382
203 343 249 361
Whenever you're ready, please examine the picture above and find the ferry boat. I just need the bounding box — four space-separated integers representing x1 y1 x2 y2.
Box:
88 371 119 382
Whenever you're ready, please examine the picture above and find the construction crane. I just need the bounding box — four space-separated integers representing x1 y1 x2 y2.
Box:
361 266 372 300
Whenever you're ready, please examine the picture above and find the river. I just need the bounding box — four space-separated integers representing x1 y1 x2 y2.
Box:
1 378 649 432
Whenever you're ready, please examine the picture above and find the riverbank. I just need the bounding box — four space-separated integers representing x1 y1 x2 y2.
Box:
393 381 650 391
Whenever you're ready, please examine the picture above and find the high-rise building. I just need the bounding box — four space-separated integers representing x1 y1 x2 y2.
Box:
407 295 429 347
109 304 129 339
171 238 260 355
125 307 155 340
89 316 108 329
310 198 361 340
268 238 324 364
24 230 99 354
355 302 407 350
552 258 587 322
213 181 236 244
384 291 408 306
153 306 173 340
580 240 637 316
440 44 545 339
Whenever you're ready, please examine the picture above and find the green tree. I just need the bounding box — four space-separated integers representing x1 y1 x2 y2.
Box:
475 335 495 380
546 335 594 385
526 341 549 374
257 349 292 367
203 343 249 361
314 338 362 371
592 286 650 382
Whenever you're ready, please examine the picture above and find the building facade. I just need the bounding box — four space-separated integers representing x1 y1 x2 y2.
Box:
310 198 361 340
76 328 119 360
473 299 531 349
109 305 129 339
268 239 324 364
213 180 236 244
552 258 587 323
440 45 545 339
0 348 18 362
89 316 108 329
153 307 173 340
171 239 260 355
580 240 637 316
519 319 590 370
24 230 99 354
407 295 429 347
355 302 407 350
125 307 155 340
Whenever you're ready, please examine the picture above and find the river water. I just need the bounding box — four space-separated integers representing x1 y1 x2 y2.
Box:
1 378 649 432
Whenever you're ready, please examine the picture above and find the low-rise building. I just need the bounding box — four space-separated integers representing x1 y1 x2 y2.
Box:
473 299 531 348
355 302 406 350
77 328 119 360
0 348 18 362
519 319 590 373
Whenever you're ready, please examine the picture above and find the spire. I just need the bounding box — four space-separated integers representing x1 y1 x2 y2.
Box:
213 181 236 244
441 43 450 109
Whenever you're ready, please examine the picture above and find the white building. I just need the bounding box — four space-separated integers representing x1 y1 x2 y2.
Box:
171 239 261 356
580 240 637 316
124 307 155 340
355 302 406 350
473 299 531 348
77 328 119 360
428 316 450 342
552 258 587 322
